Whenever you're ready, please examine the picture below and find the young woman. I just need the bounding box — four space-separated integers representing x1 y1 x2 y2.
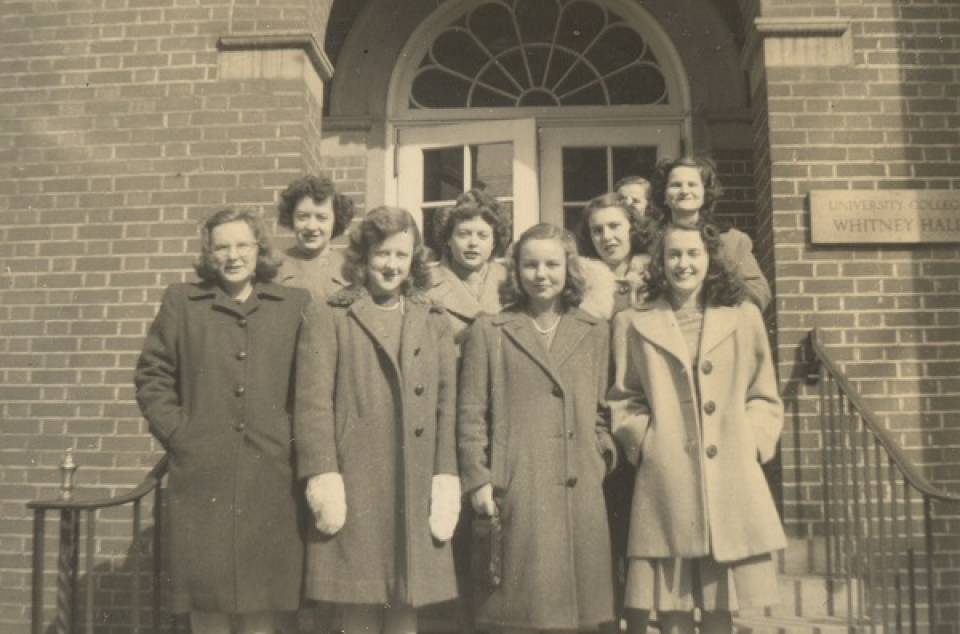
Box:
275 175 355 300
426 193 511 347
458 223 617 634
295 206 459 634
135 209 309 634
649 156 772 310
608 222 786 634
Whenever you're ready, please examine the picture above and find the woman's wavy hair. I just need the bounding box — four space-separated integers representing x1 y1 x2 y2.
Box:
644 222 745 307
341 206 432 294
194 208 281 284
575 192 654 260
648 156 723 225
276 175 355 238
500 223 586 309
433 198 512 262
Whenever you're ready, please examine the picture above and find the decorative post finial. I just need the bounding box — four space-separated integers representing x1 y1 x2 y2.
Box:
59 448 78 501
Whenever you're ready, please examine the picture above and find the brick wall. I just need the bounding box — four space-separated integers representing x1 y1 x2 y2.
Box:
755 0 960 629
0 0 332 631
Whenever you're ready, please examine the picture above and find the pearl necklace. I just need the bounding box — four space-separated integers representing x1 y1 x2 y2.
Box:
529 314 561 334
373 296 404 312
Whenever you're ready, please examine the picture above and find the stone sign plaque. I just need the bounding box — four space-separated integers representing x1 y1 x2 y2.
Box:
810 190 960 244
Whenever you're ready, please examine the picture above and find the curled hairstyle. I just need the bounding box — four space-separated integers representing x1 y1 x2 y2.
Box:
648 156 723 225
276 175 355 238
500 223 586 309
644 222 745 307
194 208 281 284
433 199 512 261
575 192 654 260
613 174 651 192
342 206 432 294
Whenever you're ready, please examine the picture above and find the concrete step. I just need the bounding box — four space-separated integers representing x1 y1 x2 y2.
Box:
771 573 861 619
735 610 880 634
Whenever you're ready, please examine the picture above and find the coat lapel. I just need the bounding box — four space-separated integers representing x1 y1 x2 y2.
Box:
699 305 740 356
430 265 483 322
549 308 598 369
348 295 402 373
399 300 429 378
498 308 596 389
628 298 692 372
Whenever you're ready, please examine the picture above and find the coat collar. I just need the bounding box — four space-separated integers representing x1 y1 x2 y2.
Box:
495 306 599 388
428 260 504 321
186 281 287 317
344 290 435 376
626 297 740 368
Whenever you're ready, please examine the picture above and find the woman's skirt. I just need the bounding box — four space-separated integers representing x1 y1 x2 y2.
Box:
624 553 779 612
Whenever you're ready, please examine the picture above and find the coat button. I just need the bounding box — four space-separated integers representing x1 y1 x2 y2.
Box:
234 385 245 396
567 430 574 439
702 360 713 374
566 476 578 488
414 348 421 356
236 350 247 360
234 423 245 432
704 400 716 415
706 445 718 459
414 427 424 437
616 281 629 295
414 384 425 396
238 318 247 328
551 385 562 398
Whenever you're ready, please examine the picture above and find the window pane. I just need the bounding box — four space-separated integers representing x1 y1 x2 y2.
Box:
612 146 658 184
471 142 513 197
563 204 583 232
562 147 606 202
423 147 464 202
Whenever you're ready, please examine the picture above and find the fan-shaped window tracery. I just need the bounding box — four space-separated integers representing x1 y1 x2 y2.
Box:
410 0 669 109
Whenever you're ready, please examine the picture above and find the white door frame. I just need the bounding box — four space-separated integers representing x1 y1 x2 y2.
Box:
393 119 540 238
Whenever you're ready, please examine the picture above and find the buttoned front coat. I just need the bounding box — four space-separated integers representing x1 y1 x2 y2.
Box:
294 289 459 608
458 307 616 630
607 299 786 563
134 281 310 614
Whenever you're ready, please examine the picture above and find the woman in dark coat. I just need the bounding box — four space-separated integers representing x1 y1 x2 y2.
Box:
295 206 460 634
135 208 310 634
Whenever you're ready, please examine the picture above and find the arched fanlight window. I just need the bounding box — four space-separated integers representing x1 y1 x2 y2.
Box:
409 0 669 109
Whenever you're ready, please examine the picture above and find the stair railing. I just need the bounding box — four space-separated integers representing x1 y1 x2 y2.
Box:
809 328 960 633
28 451 169 634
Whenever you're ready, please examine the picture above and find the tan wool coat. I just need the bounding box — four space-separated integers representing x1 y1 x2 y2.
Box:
458 307 616 630
608 299 786 563
425 259 507 347
294 289 459 608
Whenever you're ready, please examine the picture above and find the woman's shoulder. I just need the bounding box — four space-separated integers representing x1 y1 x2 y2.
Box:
718 227 754 252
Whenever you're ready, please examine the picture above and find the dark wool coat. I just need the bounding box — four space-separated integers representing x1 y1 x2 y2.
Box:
458 308 616 630
294 289 459 608
134 282 310 614
718 229 771 311
608 299 787 563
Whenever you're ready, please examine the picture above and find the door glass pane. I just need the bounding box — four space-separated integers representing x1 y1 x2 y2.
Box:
562 147 606 202
423 147 464 202
612 146 658 183
471 142 513 197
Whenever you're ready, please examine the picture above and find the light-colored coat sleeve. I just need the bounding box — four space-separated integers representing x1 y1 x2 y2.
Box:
456 318 492 493
134 286 184 446
606 311 652 466
720 230 772 311
433 312 459 476
294 301 340 479
742 302 783 463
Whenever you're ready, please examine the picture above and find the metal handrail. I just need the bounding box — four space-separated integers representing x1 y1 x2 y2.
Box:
810 330 960 505
29 454 169 634
809 328 960 633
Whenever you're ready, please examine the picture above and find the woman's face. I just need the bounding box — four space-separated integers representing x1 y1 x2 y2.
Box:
664 166 705 226
366 230 415 299
292 196 336 255
518 238 567 310
617 183 649 215
210 220 259 295
448 215 495 272
663 226 708 303
588 206 632 269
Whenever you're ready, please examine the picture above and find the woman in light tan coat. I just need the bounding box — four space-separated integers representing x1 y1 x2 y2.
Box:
608 222 786 634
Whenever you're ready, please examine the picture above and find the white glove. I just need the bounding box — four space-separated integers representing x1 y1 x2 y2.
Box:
305 472 347 536
470 483 498 517
429 474 461 542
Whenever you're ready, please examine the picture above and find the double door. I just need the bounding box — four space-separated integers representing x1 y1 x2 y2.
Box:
396 119 682 251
